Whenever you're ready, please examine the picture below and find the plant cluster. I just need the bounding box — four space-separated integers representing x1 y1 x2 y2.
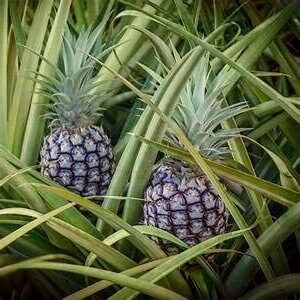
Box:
0 1 299 299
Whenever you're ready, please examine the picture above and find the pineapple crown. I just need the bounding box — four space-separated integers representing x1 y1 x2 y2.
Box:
166 53 249 160
42 20 111 129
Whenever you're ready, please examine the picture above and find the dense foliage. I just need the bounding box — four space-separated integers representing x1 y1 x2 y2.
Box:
0 1 299 299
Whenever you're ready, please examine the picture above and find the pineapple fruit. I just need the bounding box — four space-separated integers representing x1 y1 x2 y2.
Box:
144 53 248 252
40 25 115 198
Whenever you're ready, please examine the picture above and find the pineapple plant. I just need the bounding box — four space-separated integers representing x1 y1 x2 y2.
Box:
144 53 249 252
39 24 115 198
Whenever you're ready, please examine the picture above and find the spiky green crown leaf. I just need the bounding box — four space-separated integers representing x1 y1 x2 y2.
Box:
140 51 249 160
42 19 111 129
166 53 249 160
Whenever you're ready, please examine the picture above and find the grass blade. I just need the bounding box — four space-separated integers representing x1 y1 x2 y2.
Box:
0 0 8 147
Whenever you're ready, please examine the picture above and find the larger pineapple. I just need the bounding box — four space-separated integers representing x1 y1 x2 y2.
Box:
40 25 115 198
144 53 248 251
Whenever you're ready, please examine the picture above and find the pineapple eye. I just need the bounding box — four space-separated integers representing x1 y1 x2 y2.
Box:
189 220 204 234
73 162 87 176
188 202 205 218
71 177 86 192
202 192 217 209
162 183 177 198
84 137 97 151
91 128 103 141
58 154 73 168
87 168 101 182
60 140 73 152
170 194 186 209
157 215 172 230
100 157 110 172
70 134 83 145
47 162 60 177
86 153 99 168
84 183 99 196
57 170 72 185
72 146 86 161
172 211 189 225
97 143 108 157
174 226 189 238
205 211 218 227
50 144 60 159
184 188 201 202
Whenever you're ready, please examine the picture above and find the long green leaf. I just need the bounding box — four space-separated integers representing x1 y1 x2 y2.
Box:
96 0 166 91
8 0 54 156
20 0 72 165
64 257 172 300
110 228 249 299
0 260 187 300
0 206 136 271
240 274 300 300
0 0 8 146
0 203 74 250
226 200 300 297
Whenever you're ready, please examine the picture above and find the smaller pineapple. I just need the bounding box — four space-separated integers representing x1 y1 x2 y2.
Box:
40 24 115 198
144 53 248 253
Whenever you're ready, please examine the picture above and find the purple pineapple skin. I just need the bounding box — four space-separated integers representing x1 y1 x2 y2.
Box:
144 158 229 252
40 126 115 197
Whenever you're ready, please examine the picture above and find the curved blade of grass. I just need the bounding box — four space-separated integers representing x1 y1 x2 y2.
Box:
245 137 300 191
127 25 175 68
0 206 136 271
64 257 173 300
0 0 8 147
102 225 187 248
8 0 54 155
85 224 186 269
20 0 72 165
110 228 249 299
0 224 68 257
0 156 48 213
0 165 39 187
0 203 74 250
8 0 26 59
0 260 187 300
47 216 136 271
240 274 300 300
96 0 165 90
226 200 300 297
72 0 87 29
172 0 198 38
248 112 289 140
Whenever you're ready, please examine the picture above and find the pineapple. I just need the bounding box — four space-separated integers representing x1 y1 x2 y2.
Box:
144 53 248 252
40 24 115 198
